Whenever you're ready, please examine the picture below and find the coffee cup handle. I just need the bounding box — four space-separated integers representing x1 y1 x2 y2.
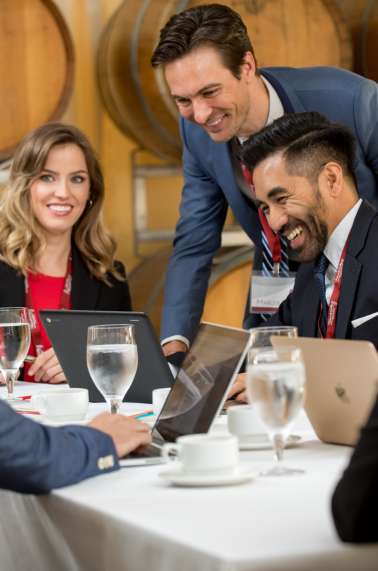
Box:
162 443 179 463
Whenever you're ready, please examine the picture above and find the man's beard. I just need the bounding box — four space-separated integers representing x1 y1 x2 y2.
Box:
286 213 328 263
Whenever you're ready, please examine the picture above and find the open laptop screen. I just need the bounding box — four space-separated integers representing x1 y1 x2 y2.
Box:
152 323 250 443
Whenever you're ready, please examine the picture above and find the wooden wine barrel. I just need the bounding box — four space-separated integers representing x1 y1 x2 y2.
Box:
0 0 74 161
128 246 253 335
335 0 378 81
97 0 352 162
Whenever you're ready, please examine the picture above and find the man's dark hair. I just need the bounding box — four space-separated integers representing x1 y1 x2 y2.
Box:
241 112 357 184
151 4 256 78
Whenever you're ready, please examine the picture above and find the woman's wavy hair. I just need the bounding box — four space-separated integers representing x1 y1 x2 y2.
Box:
0 122 124 283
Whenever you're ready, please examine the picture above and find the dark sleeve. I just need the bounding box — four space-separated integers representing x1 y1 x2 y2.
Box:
114 260 132 310
265 291 295 327
331 394 378 543
160 119 228 343
0 401 119 494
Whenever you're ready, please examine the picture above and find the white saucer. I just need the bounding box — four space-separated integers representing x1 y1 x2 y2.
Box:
159 465 255 487
238 434 301 451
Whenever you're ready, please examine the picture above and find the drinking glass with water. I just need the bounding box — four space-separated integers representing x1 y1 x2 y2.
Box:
247 346 306 476
87 324 138 414
0 307 31 401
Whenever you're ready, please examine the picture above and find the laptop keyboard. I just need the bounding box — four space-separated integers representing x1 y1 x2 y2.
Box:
127 442 162 459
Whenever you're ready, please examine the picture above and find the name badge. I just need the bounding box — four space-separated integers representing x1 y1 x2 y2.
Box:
250 271 296 314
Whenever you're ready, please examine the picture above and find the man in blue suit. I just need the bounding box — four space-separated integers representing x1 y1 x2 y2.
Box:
151 3 378 361
0 400 150 494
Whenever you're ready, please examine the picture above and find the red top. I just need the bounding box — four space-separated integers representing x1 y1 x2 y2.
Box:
24 272 71 381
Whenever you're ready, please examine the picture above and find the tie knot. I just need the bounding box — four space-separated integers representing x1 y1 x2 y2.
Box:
314 253 329 276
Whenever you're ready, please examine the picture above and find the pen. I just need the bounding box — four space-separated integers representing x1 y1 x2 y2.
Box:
131 410 154 420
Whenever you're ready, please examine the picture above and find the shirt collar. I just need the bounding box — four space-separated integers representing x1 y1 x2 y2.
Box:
324 199 362 269
237 76 284 145
261 75 284 125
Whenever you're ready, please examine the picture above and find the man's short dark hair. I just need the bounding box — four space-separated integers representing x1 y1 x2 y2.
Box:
151 4 256 78
241 112 357 184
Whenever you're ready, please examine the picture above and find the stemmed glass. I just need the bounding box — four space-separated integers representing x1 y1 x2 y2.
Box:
87 324 138 414
247 346 306 476
249 326 298 356
0 307 31 401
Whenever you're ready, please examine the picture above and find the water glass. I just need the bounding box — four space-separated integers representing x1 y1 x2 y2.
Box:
87 324 138 414
0 307 31 401
247 346 305 476
250 325 297 349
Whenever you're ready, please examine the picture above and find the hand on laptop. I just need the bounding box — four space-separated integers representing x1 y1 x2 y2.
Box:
89 413 152 457
162 340 188 368
28 347 67 384
226 373 248 403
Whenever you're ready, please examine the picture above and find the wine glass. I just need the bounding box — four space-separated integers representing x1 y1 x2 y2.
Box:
0 307 31 401
246 346 306 476
249 326 298 356
87 324 138 414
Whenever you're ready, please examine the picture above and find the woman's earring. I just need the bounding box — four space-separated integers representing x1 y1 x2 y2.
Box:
88 199 94 207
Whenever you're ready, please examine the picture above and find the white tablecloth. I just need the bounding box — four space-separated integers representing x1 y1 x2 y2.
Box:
1 383 378 571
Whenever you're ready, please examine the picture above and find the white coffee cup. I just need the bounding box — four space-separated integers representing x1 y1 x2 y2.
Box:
31 388 89 422
227 404 267 444
162 433 239 475
152 387 171 417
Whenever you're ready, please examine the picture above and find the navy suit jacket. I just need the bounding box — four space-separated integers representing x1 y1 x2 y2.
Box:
161 66 378 343
0 399 118 494
269 201 378 347
0 245 132 311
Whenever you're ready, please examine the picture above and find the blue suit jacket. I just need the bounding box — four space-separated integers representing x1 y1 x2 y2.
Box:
268 200 378 347
0 399 119 494
161 67 378 343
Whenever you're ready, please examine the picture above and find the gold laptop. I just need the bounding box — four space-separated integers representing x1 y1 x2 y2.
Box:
271 337 378 446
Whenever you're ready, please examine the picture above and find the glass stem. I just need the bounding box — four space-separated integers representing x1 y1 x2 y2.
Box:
110 399 121 414
273 433 285 463
5 371 15 400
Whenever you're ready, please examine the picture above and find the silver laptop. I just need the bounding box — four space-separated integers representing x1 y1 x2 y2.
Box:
122 322 251 466
272 337 378 446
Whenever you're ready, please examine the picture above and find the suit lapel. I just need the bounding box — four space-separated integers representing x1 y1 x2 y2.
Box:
71 247 100 310
335 201 375 337
335 256 361 338
261 69 306 113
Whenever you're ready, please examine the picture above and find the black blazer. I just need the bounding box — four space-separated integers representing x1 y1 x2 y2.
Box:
332 393 378 543
0 246 132 311
269 201 378 348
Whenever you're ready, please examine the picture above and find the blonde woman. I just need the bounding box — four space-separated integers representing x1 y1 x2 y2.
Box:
0 123 131 383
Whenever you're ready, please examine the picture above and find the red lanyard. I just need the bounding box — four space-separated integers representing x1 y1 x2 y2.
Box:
320 240 349 339
25 256 72 353
240 162 282 269
257 208 282 266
